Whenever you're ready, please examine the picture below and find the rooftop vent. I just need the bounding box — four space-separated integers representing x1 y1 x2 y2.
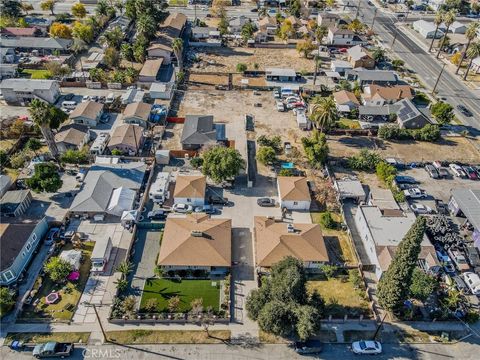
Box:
287 223 295 233
191 230 204 237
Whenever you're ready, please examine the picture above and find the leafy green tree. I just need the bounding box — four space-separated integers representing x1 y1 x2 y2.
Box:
137 14 157 39
279 168 294 176
1 0 22 18
104 47 120 68
72 2 87 18
26 163 63 192
296 38 316 58
372 48 385 63
301 130 329 168
0 286 15 314
40 0 57 15
431 101 454 124
289 0 301 17
257 146 276 165
72 21 94 44
190 157 204 169
0 150 8 168
320 211 335 229
436 10 456 58
172 38 184 71
347 149 382 171
241 21 257 42
95 0 115 17
246 257 323 340
464 41 480 80
202 146 245 183
121 43 134 62
218 8 229 35
60 148 89 164
100 26 123 49
309 96 339 132
116 261 133 278
25 138 42 157
376 161 396 184
115 278 129 292
377 217 427 312
455 23 479 74
409 268 438 302
236 63 247 72
44 256 72 282
111 149 123 156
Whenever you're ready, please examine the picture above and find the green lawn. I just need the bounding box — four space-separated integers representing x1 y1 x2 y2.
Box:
140 279 221 313
106 330 230 344
22 69 51 79
168 0 188 6
337 118 361 129
5 332 90 344
19 242 94 321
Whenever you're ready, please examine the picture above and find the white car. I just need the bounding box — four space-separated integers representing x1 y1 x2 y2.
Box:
462 272 480 295
276 101 285 112
351 340 382 355
410 203 433 214
403 187 427 199
449 163 466 178
172 203 193 213
82 95 90 102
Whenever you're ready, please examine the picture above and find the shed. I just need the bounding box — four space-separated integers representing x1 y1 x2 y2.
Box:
59 249 82 270
334 178 366 202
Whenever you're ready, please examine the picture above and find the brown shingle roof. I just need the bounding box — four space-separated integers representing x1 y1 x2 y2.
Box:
123 102 152 121
139 59 163 77
160 13 187 38
173 175 206 198
54 124 88 146
278 176 310 201
108 124 143 149
254 217 329 267
365 85 414 102
333 90 360 105
377 245 438 272
69 101 103 121
157 213 231 267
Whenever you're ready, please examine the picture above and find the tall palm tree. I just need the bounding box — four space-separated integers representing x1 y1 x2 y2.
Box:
428 11 444 52
100 26 123 49
314 26 328 45
28 99 59 159
137 14 157 39
455 22 479 75
309 96 339 133
72 38 88 74
313 55 322 85
463 41 480 80
436 10 456 59
116 261 133 278
172 38 184 72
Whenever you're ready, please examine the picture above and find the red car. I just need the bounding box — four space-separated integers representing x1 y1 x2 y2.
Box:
463 166 479 180
339 48 348 53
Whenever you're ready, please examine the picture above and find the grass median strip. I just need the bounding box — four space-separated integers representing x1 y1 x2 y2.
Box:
5 332 90 344
106 330 231 344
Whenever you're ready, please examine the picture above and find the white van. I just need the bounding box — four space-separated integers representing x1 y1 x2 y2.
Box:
462 272 480 295
105 93 115 104
61 101 77 110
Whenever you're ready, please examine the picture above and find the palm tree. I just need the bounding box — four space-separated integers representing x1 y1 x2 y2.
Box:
116 260 133 278
314 26 328 45
428 11 444 52
137 14 157 39
28 99 59 159
455 22 479 75
25 138 42 157
313 55 322 85
172 38 184 72
72 39 88 74
436 10 456 59
100 26 124 49
463 41 480 80
309 96 339 133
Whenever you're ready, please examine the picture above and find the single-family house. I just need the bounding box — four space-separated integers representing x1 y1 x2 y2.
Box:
228 16 249 34
258 16 278 35
427 0 445 11
265 68 297 82
54 124 90 153
368 188 399 210
334 178 366 203
470 56 480 74
150 81 175 100
359 105 391 122
362 84 414 106
317 12 340 28
354 205 438 279
0 48 15 63
0 27 42 37
181 115 226 150
327 27 365 46
24 17 51 34
0 190 32 217
173 175 206 207
147 13 187 64
69 161 146 217
394 98 430 129
347 45 375 69
333 90 360 113
69 101 103 127
157 213 231 274
413 20 444 39
277 176 311 211
107 124 144 155
346 69 398 86
0 36 72 54
0 79 60 104
447 21 467 34
191 26 220 41
138 59 163 84
254 217 329 269
147 42 173 63
0 63 18 79
449 189 480 233
0 218 49 285
0 175 12 198
122 102 152 128
330 60 353 75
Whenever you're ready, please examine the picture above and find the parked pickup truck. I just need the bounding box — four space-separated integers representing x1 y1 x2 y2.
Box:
33 342 74 358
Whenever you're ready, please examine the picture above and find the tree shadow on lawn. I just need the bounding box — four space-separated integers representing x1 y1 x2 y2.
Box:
142 287 183 301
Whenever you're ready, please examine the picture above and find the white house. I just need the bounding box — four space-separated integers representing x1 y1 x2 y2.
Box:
228 16 249 34
326 28 363 46
69 101 103 127
277 176 311 211
428 0 445 11
448 21 467 34
470 56 480 74
330 60 353 74
0 79 60 104
173 175 206 207
413 20 444 39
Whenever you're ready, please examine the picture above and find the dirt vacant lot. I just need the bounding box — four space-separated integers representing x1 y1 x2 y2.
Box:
190 47 315 73
328 135 480 163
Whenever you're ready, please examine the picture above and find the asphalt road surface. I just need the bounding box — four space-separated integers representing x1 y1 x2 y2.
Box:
355 0 480 130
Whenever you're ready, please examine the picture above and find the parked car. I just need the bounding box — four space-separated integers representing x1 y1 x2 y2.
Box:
425 164 439 179
394 175 417 184
172 203 193 213
294 340 322 354
147 210 167 220
257 198 276 207
64 93 74 100
457 104 473 117
44 228 60 245
90 95 99 102
81 95 90 102
208 196 230 206
465 247 480 268
33 342 74 358
452 275 468 293
403 188 427 199
194 205 218 215
448 248 470 272
105 93 115 104
462 272 480 295
437 167 450 178
435 199 449 215
410 203 433 214
99 113 110 124
276 101 285 112
351 340 382 355
449 164 467 178
462 166 478 180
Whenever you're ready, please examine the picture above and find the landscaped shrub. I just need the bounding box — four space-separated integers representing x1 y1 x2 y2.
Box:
320 211 336 229
347 149 382 171
378 124 440 142
319 264 339 279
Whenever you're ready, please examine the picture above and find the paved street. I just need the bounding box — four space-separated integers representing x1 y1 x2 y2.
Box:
2 341 480 360
354 0 480 129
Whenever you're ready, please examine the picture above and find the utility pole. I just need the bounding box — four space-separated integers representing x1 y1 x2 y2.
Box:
372 312 387 341
432 63 446 95
371 8 378 30
391 25 399 47
194 4 197 26
355 0 361 20
84 302 108 343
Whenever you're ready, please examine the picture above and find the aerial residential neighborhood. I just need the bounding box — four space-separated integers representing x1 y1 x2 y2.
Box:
0 0 480 359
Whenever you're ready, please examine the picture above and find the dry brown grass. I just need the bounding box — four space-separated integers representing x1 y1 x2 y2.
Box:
106 330 231 344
